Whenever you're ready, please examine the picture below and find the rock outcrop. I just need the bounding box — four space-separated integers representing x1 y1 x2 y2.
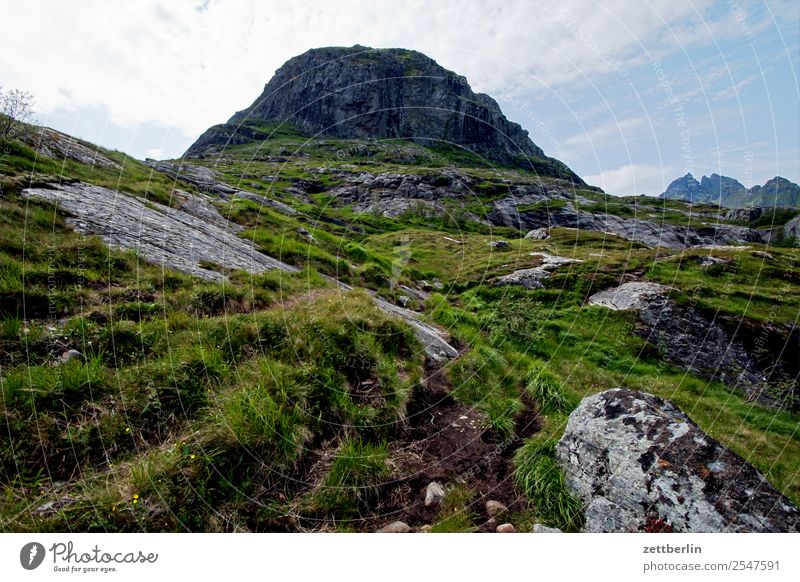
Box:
588 282 797 409
146 159 299 216
22 183 296 281
186 46 582 180
21 127 121 170
556 389 800 532
320 169 765 248
587 281 670 311
495 253 582 289
489 201 764 248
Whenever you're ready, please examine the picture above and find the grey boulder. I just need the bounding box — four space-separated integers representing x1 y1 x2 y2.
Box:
555 389 800 532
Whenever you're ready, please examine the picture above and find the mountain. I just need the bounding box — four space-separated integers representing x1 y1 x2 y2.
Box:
661 172 800 208
2 55 800 535
186 45 583 182
743 176 800 207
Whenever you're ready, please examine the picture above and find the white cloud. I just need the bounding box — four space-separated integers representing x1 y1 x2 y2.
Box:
585 163 675 196
145 148 165 160
564 116 649 152
0 0 723 138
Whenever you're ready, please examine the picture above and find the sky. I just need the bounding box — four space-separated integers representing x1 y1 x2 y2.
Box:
1 0 798 196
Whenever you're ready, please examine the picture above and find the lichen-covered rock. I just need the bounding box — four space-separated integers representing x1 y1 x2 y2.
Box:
424 482 446 507
532 524 562 533
555 389 800 532
524 228 549 240
587 281 670 311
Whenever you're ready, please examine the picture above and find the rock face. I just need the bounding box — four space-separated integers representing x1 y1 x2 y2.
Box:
662 172 800 208
588 282 797 409
186 46 582 181
746 177 800 208
22 183 296 281
661 173 703 202
556 389 800 532
489 201 764 248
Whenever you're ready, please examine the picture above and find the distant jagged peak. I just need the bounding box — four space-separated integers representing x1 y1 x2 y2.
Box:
661 172 798 208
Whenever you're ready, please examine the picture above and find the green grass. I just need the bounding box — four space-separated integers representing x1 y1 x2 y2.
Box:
447 345 525 439
428 484 478 533
306 440 390 519
1 126 798 533
212 359 311 465
513 437 584 531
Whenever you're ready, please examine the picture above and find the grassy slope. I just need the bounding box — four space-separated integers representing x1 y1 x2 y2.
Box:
0 128 798 532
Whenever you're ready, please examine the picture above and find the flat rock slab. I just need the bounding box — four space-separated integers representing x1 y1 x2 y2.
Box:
21 127 121 170
359 288 458 362
587 281 670 310
495 252 582 289
556 389 800 532
22 183 298 281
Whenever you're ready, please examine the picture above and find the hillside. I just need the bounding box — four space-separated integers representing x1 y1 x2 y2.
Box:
1 48 799 533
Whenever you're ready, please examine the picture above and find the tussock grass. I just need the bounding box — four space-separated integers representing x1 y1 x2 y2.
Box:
513 437 583 532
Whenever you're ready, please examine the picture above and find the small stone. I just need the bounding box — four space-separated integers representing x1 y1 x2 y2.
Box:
296 227 316 242
699 256 726 267
397 295 411 308
424 482 446 507
431 278 444 290
33 497 76 515
533 524 563 533
58 349 82 364
496 523 516 533
524 228 549 240
485 500 508 518
418 525 432 533
376 521 411 533
489 240 511 248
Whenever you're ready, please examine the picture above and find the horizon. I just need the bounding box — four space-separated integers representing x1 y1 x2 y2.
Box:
2 0 798 195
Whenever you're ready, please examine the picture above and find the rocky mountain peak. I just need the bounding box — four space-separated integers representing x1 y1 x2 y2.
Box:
662 172 799 208
186 45 582 181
